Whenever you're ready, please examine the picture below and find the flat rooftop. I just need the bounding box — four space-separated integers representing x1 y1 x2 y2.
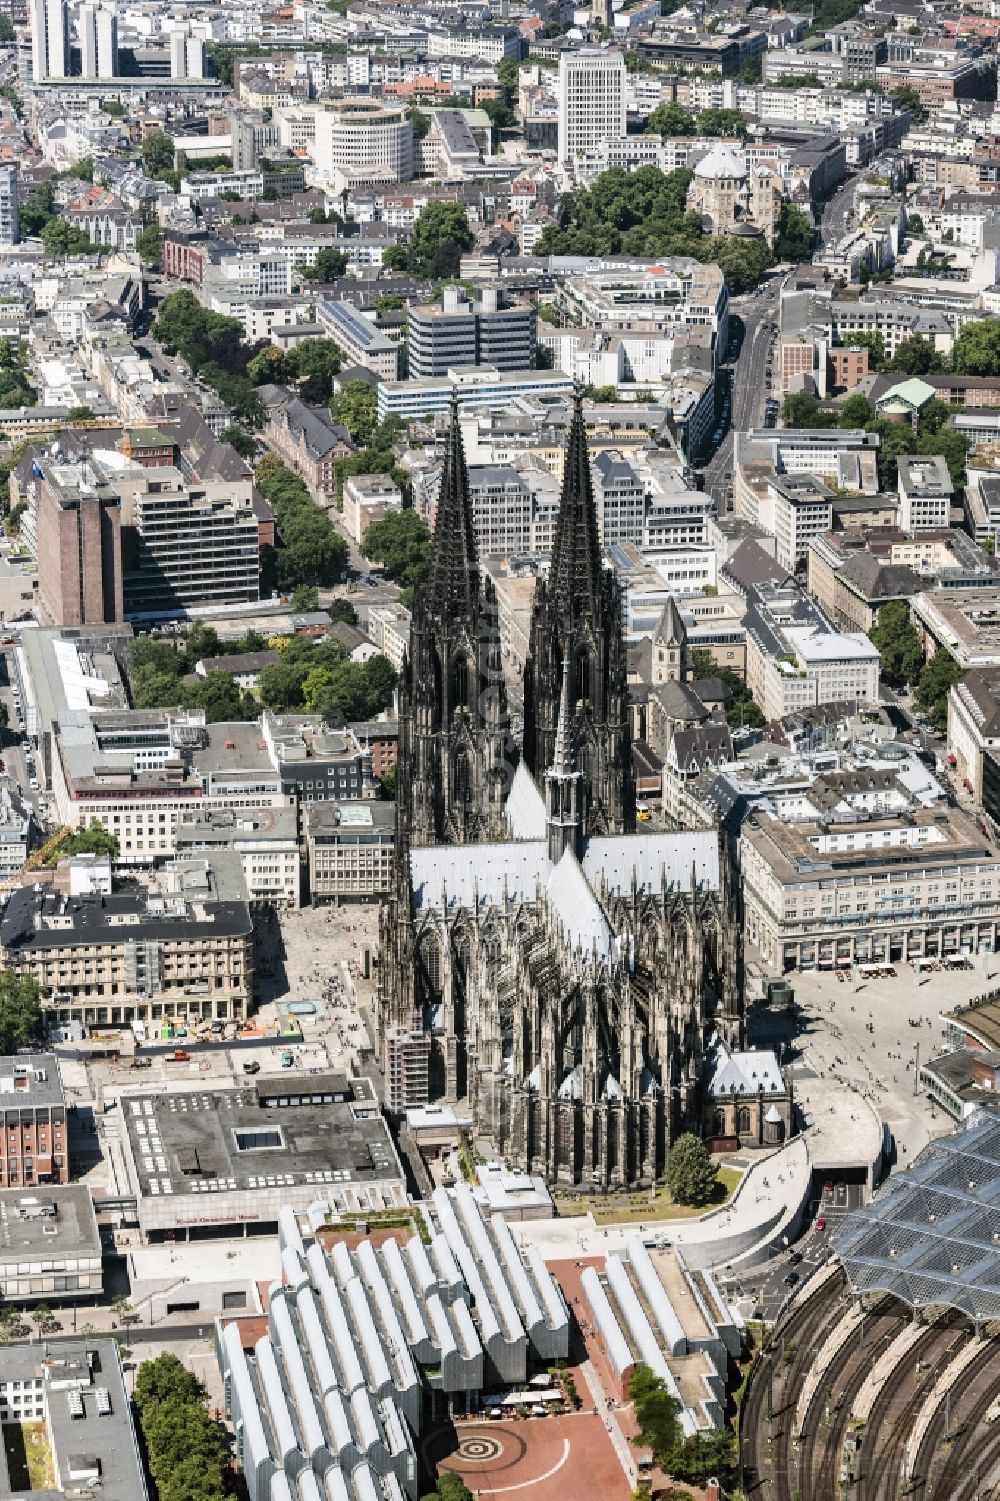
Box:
123 1077 401 1200
0 1052 64 1110
0 1184 100 1266
0 1339 143 1501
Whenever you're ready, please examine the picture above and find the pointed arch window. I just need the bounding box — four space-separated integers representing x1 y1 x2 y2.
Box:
454 749 471 806
452 653 470 711
574 649 590 706
420 936 442 996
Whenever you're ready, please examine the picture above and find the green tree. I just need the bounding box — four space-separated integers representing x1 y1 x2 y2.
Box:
40 219 97 256
59 819 119 861
584 383 618 402
0 16 14 40
888 334 944 375
258 660 311 711
644 102 696 136
907 213 924 234
783 392 835 428
668 1429 738 1489
773 202 814 260
0 972 42 1056
219 424 256 460
408 200 474 278
953 319 1000 377
630 1365 683 1465
328 597 358 626
890 84 926 120
102 96 126 116
246 344 287 387
838 393 873 427
0 1305 21 1342
362 509 432 588
381 243 409 272
865 416 916 490
135 222 162 267
134 1353 208 1413
304 246 349 281
697 107 749 138
330 379 378 445
869 600 922 687
918 425 968 489
67 405 95 422
286 337 342 401
141 129 175 177
290 584 320 612
665 1132 718 1206
16 179 54 236
30 1303 55 1335
915 649 962 732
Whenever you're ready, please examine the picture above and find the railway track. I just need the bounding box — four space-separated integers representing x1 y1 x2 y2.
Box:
909 1337 1000 1498
804 1311 903 1501
924 1341 1000 1501
859 1321 968 1501
740 1268 848 1497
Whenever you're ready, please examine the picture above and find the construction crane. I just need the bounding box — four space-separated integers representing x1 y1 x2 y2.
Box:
0 825 71 902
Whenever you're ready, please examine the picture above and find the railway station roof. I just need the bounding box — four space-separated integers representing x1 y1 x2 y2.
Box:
836 1108 1000 1325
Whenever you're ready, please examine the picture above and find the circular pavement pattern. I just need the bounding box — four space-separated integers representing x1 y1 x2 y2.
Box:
457 1435 505 1463
430 1425 527 1476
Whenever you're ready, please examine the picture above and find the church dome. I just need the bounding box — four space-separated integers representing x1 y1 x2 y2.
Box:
693 145 747 181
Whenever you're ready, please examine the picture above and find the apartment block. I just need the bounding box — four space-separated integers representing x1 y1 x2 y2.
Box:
0 855 254 1032
0 1054 68 1189
745 580 880 721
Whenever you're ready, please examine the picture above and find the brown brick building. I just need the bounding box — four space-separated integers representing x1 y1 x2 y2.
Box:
35 456 123 628
0 1054 68 1188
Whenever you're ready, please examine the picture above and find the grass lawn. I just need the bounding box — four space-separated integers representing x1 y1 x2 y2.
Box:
555 1164 743 1224
3 1423 56 1491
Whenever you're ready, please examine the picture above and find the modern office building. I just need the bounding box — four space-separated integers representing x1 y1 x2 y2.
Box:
30 0 67 81
115 461 262 615
745 580 880 721
0 1053 68 1189
0 164 18 247
313 98 413 184
175 807 301 908
317 300 398 378
34 454 124 629
557 47 626 164
120 1074 406 1241
407 287 537 379
79 1 116 78
0 1339 145 1500
377 364 573 421
305 799 395 903
0 1185 103 1302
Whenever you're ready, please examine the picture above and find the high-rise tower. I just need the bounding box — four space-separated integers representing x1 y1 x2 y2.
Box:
523 392 634 835
395 396 511 846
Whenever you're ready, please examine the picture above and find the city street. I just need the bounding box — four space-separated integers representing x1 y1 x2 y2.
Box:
704 280 781 504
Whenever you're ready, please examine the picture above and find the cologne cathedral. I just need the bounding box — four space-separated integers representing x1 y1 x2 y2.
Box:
378 395 743 1189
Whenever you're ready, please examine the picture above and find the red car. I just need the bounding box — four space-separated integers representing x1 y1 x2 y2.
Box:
815 1217 828 1232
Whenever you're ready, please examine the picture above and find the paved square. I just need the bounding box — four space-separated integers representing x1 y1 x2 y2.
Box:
430 1414 630 1500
